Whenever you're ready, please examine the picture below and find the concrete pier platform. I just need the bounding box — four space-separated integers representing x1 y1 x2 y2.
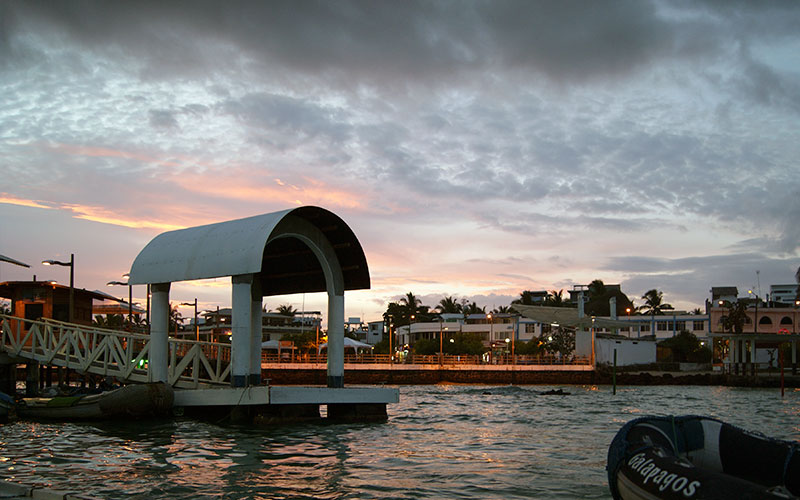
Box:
0 480 100 499
173 385 399 424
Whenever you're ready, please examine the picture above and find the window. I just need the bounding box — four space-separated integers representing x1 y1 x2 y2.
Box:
640 324 650 332
657 322 667 331
692 320 704 331
675 321 685 331
780 316 792 325
759 316 772 325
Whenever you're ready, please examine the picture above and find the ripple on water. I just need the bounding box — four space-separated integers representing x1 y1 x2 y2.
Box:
0 385 797 498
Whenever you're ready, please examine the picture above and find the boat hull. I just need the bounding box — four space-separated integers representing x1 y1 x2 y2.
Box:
18 383 174 420
608 415 799 500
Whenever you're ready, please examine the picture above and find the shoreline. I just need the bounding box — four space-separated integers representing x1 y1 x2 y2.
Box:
262 367 800 388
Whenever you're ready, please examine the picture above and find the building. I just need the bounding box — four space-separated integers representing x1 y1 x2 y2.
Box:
710 286 738 305
0 280 108 327
198 308 322 343
769 284 799 306
394 313 539 350
708 293 799 373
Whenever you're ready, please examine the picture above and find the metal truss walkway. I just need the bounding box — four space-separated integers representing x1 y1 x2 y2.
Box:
1 314 231 389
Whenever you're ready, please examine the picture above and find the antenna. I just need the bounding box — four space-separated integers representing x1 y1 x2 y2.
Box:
756 270 761 298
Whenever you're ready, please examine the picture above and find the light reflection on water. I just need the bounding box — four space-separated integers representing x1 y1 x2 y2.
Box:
1 385 798 499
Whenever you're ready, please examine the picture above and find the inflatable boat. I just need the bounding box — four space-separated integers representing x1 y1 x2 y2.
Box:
607 415 799 499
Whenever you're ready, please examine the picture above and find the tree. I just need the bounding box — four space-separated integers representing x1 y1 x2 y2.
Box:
541 328 574 357
588 279 607 300
638 289 673 316
638 289 672 335
515 338 543 356
492 305 512 314
721 301 748 335
442 332 485 355
169 304 183 332
281 330 317 352
543 289 567 307
413 338 440 355
461 301 485 315
511 291 537 306
383 292 429 327
436 296 462 314
658 330 711 363
276 304 297 316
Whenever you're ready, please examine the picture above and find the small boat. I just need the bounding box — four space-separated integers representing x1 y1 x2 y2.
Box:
607 415 799 500
18 382 174 420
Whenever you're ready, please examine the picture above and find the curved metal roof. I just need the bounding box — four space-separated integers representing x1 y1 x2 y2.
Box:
128 206 370 296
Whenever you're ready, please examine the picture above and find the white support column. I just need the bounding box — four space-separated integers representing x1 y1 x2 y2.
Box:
327 292 345 388
149 282 170 383
232 274 254 387
249 278 263 385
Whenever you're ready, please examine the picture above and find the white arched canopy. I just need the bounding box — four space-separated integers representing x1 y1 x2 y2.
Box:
128 206 370 388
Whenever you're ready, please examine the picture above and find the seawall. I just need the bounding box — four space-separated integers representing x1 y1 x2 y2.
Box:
262 367 800 388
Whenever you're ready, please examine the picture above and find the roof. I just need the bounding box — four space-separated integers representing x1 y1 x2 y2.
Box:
511 304 632 329
0 254 30 268
128 206 370 296
0 281 110 301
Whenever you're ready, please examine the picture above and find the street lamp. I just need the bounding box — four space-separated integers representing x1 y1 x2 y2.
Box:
748 290 759 335
42 254 74 323
180 298 199 341
107 277 132 325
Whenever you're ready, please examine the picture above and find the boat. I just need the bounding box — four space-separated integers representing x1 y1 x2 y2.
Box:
17 382 174 420
607 415 800 500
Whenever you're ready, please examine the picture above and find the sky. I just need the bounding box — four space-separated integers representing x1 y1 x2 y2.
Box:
1 0 799 326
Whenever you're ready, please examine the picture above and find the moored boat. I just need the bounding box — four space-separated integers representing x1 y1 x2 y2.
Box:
607 415 799 500
18 382 174 420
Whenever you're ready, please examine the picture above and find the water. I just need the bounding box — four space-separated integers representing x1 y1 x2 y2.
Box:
2 384 798 499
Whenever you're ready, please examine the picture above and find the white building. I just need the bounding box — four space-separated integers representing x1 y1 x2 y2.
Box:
394 313 539 348
770 284 799 305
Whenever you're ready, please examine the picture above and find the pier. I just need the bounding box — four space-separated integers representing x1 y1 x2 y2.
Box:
1 207 400 422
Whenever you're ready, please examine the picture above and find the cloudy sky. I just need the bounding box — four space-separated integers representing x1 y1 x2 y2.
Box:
1 0 798 324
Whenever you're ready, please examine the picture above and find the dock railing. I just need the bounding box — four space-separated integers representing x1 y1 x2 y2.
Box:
260 351 590 366
0 314 232 389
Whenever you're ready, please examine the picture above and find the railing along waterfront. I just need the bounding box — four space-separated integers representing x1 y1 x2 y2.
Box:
261 352 590 366
0 314 231 389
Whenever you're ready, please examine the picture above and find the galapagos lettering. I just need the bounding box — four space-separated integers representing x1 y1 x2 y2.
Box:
626 453 701 497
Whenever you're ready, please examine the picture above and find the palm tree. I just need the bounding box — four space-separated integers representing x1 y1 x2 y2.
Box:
638 289 673 316
276 304 297 317
638 289 673 334
462 301 485 315
436 296 462 314
492 305 512 314
511 290 536 305
400 292 425 323
544 289 566 307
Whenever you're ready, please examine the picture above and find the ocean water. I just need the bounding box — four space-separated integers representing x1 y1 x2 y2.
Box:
1 384 798 499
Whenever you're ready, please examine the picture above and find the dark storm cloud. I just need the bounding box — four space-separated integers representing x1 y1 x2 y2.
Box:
6 0 796 86
605 252 799 306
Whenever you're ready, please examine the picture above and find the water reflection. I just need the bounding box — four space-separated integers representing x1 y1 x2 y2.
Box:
0 385 797 499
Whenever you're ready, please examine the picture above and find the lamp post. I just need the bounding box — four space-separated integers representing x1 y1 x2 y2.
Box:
107 279 133 326
181 298 199 341
42 253 74 323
